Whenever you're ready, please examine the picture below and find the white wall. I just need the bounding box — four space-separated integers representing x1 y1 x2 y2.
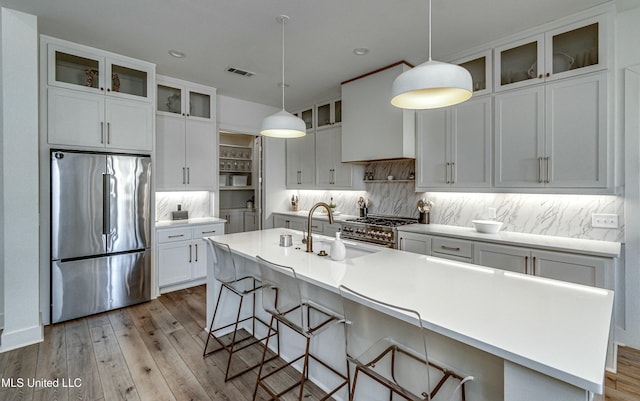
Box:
618 5 640 350
0 7 42 351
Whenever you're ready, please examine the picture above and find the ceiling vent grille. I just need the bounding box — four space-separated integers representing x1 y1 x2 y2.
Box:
226 67 255 77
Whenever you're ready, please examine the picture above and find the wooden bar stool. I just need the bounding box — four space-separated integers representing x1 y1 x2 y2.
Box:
339 284 474 401
253 255 349 401
203 239 278 381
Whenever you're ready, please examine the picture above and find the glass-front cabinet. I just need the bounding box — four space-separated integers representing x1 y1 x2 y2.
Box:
156 80 214 120
453 50 492 97
48 44 153 102
494 14 609 92
315 98 342 129
294 107 314 131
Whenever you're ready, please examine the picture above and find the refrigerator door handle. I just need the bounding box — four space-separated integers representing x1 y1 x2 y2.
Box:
103 173 111 235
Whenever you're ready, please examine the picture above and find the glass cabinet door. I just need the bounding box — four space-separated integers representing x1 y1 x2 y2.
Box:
188 90 212 119
295 108 314 131
494 34 544 91
107 61 150 100
455 50 492 97
157 84 183 115
315 99 341 129
48 45 104 93
545 15 606 80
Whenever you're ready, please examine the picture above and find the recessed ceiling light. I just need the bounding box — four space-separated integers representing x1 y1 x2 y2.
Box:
168 49 186 58
353 47 370 56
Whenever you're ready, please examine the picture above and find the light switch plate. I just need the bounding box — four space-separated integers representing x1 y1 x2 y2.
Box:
592 213 618 228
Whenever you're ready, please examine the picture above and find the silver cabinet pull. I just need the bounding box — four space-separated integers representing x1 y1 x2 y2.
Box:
195 244 198 262
168 234 185 238
525 256 529 274
532 256 537 276
545 157 550 183
107 122 111 144
441 245 460 252
100 122 105 144
189 244 192 263
187 167 190 184
182 167 186 184
445 162 451 184
451 162 456 184
537 157 543 183
201 230 216 234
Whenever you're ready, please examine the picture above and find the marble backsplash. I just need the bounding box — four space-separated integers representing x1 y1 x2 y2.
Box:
290 161 624 242
156 191 213 221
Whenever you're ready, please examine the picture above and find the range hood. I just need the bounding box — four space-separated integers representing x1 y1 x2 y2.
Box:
341 62 416 162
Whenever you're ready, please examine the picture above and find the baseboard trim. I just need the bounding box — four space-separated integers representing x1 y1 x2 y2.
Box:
0 323 43 352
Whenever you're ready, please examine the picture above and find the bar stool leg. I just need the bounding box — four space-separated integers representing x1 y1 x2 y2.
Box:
223 293 245 381
253 314 276 401
203 284 226 357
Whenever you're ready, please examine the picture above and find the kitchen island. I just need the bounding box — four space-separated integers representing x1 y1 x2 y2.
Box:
206 228 614 401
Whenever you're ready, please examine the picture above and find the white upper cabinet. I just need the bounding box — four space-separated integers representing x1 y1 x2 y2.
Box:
417 96 492 190
494 14 609 92
286 131 316 188
47 42 153 102
155 75 217 191
495 72 608 189
293 106 314 132
315 126 353 188
44 36 155 152
157 79 215 121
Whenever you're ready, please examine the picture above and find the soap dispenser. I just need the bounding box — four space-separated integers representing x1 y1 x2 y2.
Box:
330 229 346 261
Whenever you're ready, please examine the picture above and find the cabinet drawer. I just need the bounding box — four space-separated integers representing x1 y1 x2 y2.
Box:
431 237 473 258
192 224 223 238
157 227 192 243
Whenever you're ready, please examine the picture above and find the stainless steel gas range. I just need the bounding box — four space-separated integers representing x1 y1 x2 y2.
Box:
340 215 418 248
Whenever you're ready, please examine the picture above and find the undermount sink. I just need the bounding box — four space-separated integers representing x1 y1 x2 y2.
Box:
313 241 377 260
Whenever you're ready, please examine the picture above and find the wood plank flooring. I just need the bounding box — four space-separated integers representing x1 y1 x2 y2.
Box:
0 285 638 401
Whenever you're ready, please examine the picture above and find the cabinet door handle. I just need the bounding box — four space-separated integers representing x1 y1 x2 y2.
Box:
445 162 451 184
100 122 105 144
168 234 185 238
189 244 192 263
187 167 190 184
195 244 198 262
451 162 456 184
532 256 537 276
537 157 543 183
545 157 550 184
441 245 460 252
182 167 186 184
201 230 216 234
107 122 111 144
524 255 529 274
399 237 404 249
285 219 291 229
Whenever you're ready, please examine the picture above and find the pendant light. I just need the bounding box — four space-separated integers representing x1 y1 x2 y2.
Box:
260 15 306 138
391 0 473 109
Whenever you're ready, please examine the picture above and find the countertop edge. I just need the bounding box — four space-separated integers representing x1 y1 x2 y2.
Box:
156 217 227 229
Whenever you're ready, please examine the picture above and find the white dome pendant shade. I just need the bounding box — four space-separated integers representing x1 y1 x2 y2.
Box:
260 109 306 138
391 0 473 110
260 15 306 138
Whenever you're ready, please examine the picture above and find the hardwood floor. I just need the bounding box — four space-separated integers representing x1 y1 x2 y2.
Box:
0 285 638 401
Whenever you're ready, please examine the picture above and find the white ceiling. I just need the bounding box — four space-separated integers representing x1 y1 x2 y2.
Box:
1 0 639 109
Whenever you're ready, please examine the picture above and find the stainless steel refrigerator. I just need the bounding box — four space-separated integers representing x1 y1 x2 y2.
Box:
51 150 151 323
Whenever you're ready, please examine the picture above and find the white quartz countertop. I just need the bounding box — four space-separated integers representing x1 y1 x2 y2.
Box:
209 228 614 394
398 223 621 258
156 217 227 229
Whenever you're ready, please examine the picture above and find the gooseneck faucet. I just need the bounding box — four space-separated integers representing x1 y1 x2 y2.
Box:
306 202 333 253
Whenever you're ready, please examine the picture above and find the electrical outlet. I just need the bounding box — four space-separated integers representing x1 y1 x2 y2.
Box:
488 207 497 219
591 213 618 228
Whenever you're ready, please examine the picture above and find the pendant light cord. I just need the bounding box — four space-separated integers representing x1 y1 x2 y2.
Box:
427 0 432 62
281 17 285 110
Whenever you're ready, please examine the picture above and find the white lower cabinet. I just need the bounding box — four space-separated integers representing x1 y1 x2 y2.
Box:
221 210 244 234
272 214 327 234
397 231 432 255
474 242 608 287
157 224 224 291
397 232 612 289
